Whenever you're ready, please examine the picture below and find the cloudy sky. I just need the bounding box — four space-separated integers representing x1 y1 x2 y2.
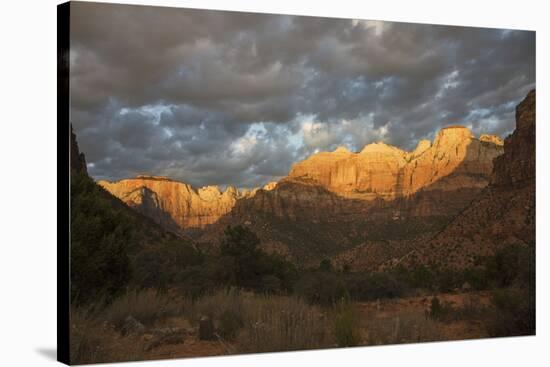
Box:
70 2 535 189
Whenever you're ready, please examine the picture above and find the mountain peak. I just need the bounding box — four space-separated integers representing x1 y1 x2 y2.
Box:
434 125 473 147
135 174 173 181
479 134 504 146
263 181 278 191
333 146 352 154
360 141 405 156
491 89 535 186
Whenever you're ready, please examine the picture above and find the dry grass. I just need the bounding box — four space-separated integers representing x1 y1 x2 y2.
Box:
363 311 441 345
70 289 495 364
186 288 244 325
102 289 183 329
235 293 333 353
70 289 335 363
187 288 333 353
70 307 111 364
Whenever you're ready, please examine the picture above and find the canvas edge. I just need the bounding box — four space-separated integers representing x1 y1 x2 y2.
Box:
57 1 71 365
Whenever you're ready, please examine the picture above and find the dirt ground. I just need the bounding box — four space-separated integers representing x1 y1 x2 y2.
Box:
356 291 492 343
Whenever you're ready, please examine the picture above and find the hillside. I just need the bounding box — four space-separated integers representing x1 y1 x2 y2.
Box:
96 125 504 267
81 91 534 272
70 126 200 303
198 126 504 265
391 90 535 270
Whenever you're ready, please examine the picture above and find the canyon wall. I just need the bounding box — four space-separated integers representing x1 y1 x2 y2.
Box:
99 126 503 233
288 126 503 200
98 176 277 229
392 90 536 270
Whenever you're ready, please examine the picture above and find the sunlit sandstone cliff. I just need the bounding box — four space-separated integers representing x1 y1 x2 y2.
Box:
390 90 536 270
288 126 503 200
99 126 502 231
98 176 277 229
228 126 504 224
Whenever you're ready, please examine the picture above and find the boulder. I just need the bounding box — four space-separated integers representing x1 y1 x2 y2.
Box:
120 316 146 336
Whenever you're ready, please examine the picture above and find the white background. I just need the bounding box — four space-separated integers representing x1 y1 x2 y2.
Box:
0 0 547 365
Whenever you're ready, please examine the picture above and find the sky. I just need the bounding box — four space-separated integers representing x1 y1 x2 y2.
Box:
70 2 535 189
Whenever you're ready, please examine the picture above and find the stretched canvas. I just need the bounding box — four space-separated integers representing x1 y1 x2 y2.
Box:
58 1 536 364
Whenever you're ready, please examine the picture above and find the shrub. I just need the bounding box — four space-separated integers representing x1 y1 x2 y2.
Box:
71 172 133 305
319 259 333 272
218 225 298 293
463 267 489 290
429 297 443 319
218 309 244 340
483 244 533 288
342 271 405 302
132 240 203 290
295 271 347 305
220 225 261 257
332 299 360 347
427 296 458 321
487 288 535 337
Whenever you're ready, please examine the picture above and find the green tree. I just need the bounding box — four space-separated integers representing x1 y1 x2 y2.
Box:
220 225 261 258
319 258 333 272
219 225 298 293
70 172 133 304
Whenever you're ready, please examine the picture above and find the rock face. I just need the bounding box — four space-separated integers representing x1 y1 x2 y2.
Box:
480 134 504 146
232 126 503 225
99 126 504 246
196 127 506 265
395 90 536 270
492 90 536 186
288 126 503 200
77 92 534 272
70 125 87 175
98 175 258 230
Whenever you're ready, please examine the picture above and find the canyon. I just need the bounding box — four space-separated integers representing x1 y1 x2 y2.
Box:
94 90 534 270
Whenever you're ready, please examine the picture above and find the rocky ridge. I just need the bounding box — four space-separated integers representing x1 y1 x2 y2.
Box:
98 176 277 229
70 124 87 175
390 90 536 270
99 126 502 233
288 126 503 200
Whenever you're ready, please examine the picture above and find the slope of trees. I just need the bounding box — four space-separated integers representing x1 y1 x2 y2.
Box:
70 171 134 304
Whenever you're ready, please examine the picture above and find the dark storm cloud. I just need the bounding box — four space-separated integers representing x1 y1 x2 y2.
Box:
70 2 535 188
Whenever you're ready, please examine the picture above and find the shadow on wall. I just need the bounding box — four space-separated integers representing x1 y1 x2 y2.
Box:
122 186 183 234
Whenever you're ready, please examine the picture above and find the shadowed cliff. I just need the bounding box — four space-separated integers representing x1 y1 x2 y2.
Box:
198 133 503 267
390 90 535 270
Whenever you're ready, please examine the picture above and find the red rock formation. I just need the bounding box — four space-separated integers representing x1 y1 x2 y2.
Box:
394 90 536 270
492 90 535 186
288 126 503 200
99 126 504 237
98 176 260 229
